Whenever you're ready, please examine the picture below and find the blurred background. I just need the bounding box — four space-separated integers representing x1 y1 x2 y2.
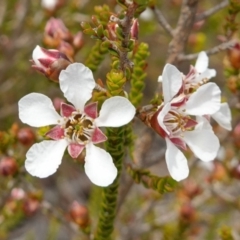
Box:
0 0 240 239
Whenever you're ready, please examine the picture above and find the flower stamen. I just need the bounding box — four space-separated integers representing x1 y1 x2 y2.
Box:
64 112 94 144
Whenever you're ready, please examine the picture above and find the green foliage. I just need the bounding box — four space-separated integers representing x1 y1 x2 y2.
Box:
127 165 177 194
85 41 109 72
94 5 111 27
129 42 149 107
106 69 126 96
0 131 15 154
94 127 125 240
224 0 240 38
219 226 235 240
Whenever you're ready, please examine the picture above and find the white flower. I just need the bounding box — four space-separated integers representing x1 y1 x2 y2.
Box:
188 52 232 130
18 63 136 187
160 51 232 131
194 51 216 80
41 0 58 10
154 64 221 181
211 102 232 131
158 51 216 87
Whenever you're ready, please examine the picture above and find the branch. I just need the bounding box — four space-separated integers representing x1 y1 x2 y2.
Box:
178 40 236 61
151 6 174 36
195 0 229 22
118 3 138 73
167 0 199 64
117 128 165 213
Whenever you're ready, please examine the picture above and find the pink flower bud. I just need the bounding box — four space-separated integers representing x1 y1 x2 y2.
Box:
233 122 240 148
180 202 196 223
73 32 84 50
58 41 74 60
23 196 40 216
69 201 90 228
130 19 139 40
17 127 35 146
22 191 42 216
228 42 240 69
11 188 26 200
31 45 71 82
107 23 118 41
44 18 72 46
0 157 18 176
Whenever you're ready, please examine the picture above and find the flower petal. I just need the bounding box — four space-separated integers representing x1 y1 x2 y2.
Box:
68 143 85 159
185 82 221 115
19 93 61 127
32 45 48 68
25 139 68 178
95 96 135 127
195 116 211 130
84 143 117 187
195 51 208 73
212 102 232 131
165 138 189 181
162 64 183 103
201 69 216 79
194 69 216 83
59 63 95 111
157 102 171 135
183 127 220 162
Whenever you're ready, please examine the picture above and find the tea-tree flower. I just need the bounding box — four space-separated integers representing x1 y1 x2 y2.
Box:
151 64 221 181
194 51 216 80
184 52 232 130
158 51 216 89
161 51 232 131
19 63 135 187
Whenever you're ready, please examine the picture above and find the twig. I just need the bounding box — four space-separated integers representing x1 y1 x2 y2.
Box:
118 3 137 72
195 0 229 22
167 0 199 64
178 40 236 61
151 6 174 37
117 128 165 213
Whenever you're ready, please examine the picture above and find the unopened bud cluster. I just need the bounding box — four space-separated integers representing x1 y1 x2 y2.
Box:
44 18 83 60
